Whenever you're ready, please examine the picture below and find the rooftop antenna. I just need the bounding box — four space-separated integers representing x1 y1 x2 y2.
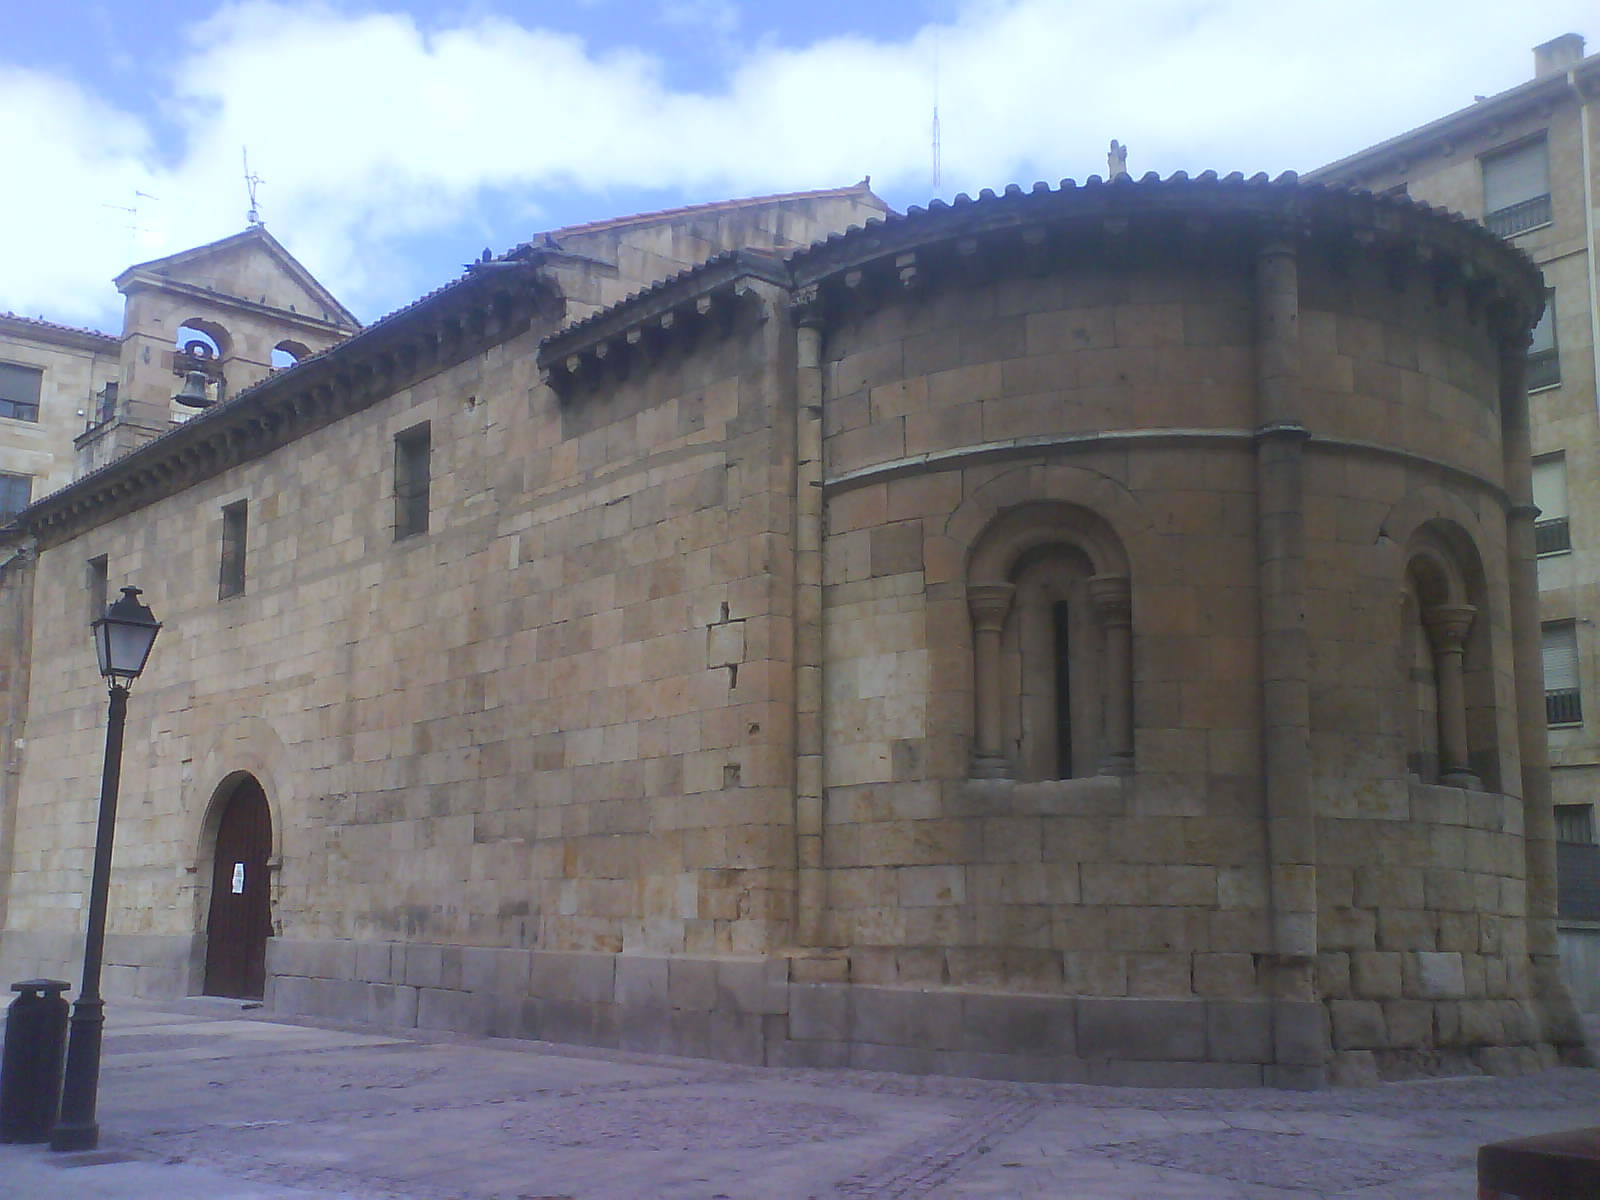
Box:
243 147 265 227
101 190 160 257
931 31 942 192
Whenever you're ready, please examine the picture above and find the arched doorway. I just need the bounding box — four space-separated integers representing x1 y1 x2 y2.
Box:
204 776 272 999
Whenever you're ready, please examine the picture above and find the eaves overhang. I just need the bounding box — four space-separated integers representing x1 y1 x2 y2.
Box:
116 272 354 338
1306 54 1600 184
8 259 558 550
0 313 120 355
114 226 363 330
537 171 1545 400
536 248 792 387
786 171 1541 307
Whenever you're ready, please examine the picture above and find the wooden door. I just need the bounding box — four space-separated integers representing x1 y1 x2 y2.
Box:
204 778 272 999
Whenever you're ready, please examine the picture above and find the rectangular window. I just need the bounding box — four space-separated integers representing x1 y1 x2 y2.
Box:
1557 804 1597 845
1528 291 1559 391
95 382 118 425
86 555 108 620
0 363 42 422
0 472 31 523
1533 453 1570 554
1543 620 1583 725
219 501 248 598
1483 137 1551 237
394 423 431 540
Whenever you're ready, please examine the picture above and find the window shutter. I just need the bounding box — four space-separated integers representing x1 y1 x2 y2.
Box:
1533 456 1568 520
1484 140 1549 212
0 362 42 405
1530 296 1557 356
1544 623 1580 691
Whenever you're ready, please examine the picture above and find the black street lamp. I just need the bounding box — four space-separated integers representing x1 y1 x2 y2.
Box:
50 587 160 1153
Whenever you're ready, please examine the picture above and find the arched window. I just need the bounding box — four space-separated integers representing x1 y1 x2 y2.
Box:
1400 523 1494 789
968 503 1132 781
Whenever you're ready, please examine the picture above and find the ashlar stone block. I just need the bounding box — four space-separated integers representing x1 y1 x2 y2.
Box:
1410 951 1467 999
1078 997 1206 1061
1329 999 1387 1050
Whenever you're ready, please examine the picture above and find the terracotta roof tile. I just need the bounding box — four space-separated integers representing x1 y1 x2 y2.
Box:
541 182 886 242
0 312 119 346
540 170 1538 360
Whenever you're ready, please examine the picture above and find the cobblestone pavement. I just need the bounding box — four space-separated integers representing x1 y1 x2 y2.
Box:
0 1000 1595 1199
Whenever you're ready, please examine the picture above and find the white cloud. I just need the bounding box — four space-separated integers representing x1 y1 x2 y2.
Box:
0 0 1593 326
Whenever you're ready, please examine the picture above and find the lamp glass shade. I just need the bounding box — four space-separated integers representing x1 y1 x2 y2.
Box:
92 587 161 683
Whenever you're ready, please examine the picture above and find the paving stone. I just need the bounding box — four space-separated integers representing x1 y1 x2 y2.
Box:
3 999 1597 1200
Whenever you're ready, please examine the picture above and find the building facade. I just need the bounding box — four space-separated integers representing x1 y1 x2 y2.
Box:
1308 32 1600 1011
0 176 1585 1087
0 315 121 518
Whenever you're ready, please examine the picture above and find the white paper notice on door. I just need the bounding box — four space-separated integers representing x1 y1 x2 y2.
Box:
231 862 245 894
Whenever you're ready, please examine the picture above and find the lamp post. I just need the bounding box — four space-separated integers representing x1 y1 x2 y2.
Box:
50 587 160 1153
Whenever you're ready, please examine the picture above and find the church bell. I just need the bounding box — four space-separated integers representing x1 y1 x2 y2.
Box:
174 370 214 409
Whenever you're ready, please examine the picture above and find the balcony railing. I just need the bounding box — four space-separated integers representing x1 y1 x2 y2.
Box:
1547 687 1583 725
1535 517 1571 555
1486 193 1552 237
1527 348 1561 391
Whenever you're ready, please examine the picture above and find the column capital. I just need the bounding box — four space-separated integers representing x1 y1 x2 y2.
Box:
789 285 826 329
1423 603 1476 653
1255 226 1302 259
1087 574 1132 624
967 582 1015 632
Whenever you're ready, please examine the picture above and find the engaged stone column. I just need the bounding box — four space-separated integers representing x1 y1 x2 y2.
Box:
1499 336 1583 1052
1423 604 1480 790
1089 574 1133 775
792 292 827 945
968 582 1015 779
1252 232 1323 1086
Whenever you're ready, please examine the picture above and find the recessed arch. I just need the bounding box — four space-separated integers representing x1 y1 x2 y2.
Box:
946 462 1153 577
969 500 1130 584
966 498 1134 779
1399 516 1498 789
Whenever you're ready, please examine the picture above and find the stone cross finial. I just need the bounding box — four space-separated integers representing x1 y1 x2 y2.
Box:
1108 140 1129 179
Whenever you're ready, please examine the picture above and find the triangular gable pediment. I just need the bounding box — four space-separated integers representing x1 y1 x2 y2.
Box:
115 227 359 330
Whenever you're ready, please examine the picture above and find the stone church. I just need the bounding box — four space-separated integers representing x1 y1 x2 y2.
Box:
0 174 1586 1087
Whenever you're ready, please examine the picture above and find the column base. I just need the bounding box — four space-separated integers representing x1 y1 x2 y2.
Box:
48 1120 99 1152
1097 752 1134 777
1439 769 1481 790
970 754 1012 780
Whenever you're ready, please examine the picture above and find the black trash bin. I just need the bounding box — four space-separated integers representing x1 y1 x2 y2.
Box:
0 979 71 1143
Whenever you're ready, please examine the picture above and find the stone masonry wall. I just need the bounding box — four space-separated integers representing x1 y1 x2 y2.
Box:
1 290 798 988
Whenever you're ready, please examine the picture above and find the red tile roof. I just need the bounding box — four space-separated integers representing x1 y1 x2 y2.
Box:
0 312 118 347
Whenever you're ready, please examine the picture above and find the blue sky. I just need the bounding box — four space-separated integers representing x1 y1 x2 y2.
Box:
2 1 1593 331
